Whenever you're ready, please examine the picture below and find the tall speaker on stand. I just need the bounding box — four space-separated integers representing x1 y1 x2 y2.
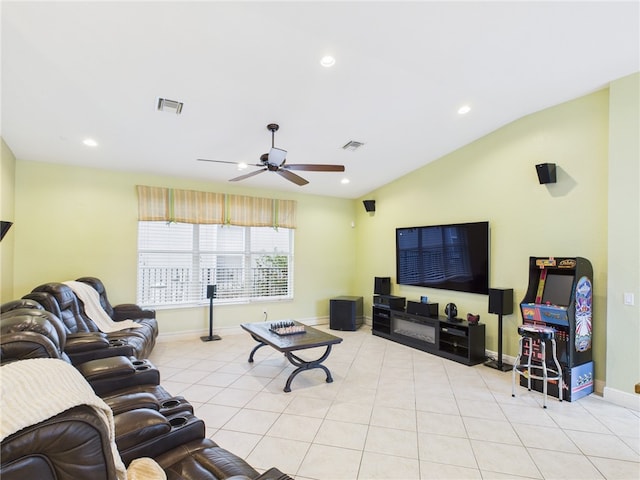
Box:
485 288 513 371
201 285 221 342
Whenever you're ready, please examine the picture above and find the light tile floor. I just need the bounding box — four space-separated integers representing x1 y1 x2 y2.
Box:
149 326 640 480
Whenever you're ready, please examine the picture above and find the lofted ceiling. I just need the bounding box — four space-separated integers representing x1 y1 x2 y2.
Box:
2 1 638 199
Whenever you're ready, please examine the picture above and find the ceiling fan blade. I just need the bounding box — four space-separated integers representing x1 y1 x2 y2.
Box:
283 164 345 172
197 158 241 165
268 147 287 166
277 169 309 186
229 168 267 182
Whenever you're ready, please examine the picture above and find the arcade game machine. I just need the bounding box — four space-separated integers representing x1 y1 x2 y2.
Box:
519 256 594 401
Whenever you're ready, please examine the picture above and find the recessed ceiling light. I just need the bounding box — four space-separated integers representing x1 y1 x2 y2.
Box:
458 105 471 115
83 138 98 147
320 55 336 68
237 162 248 171
341 178 350 184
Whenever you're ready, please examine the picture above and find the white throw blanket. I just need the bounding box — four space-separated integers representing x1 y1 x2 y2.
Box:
64 280 142 333
0 359 165 480
0 358 128 479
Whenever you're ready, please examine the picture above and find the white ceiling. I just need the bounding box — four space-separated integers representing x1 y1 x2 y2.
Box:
2 1 638 199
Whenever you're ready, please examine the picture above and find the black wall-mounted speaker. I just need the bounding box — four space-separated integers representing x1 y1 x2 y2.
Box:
374 277 391 295
0 221 13 241
206 285 217 299
488 288 514 315
536 163 557 184
363 200 376 212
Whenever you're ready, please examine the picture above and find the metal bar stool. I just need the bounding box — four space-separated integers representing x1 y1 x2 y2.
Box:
512 324 563 408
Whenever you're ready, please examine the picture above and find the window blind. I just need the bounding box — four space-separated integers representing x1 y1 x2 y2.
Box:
137 222 293 307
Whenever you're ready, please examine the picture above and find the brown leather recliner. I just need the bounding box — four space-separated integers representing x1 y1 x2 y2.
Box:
24 282 155 361
0 309 209 465
77 276 156 322
0 359 290 480
0 307 187 414
1 404 123 480
76 276 158 352
0 404 281 480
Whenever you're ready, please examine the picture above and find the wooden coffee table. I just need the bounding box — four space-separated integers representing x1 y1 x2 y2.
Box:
240 321 343 392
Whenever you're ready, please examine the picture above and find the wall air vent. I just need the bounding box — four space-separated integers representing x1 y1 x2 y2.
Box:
157 98 184 114
342 140 365 151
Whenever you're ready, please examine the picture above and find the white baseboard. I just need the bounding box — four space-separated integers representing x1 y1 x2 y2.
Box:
484 349 517 367
603 386 640 412
156 317 329 343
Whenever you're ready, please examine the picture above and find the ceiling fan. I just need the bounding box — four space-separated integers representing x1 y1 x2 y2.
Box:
197 123 345 186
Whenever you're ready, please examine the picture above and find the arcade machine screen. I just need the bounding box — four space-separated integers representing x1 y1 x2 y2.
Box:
542 273 574 306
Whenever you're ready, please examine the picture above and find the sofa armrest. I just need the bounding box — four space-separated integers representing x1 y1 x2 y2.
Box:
254 467 294 480
114 408 171 451
76 357 160 396
103 391 160 415
113 304 155 321
76 355 136 380
65 332 109 353
118 411 206 466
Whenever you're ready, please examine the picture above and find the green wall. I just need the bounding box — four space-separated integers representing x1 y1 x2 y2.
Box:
1 139 16 302
606 73 640 401
12 164 356 334
354 89 611 388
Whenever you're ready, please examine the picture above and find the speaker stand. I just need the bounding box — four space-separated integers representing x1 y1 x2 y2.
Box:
485 313 511 371
201 296 221 342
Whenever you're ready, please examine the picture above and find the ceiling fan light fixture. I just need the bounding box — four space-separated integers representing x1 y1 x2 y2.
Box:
320 55 335 67
342 140 364 151
157 97 184 114
268 147 287 166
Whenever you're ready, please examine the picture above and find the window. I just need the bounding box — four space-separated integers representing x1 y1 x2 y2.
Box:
137 222 293 307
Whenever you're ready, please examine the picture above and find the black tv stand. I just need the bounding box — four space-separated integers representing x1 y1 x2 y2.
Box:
372 306 485 366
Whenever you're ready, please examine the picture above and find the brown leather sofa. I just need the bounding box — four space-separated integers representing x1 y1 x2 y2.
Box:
23 281 157 362
0 359 291 480
0 307 183 409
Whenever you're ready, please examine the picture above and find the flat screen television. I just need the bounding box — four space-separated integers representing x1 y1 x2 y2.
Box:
396 221 489 295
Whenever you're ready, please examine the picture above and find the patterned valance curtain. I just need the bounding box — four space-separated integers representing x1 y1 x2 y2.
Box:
136 185 297 229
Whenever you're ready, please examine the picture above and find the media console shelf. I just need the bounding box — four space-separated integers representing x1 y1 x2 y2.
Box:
372 306 486 366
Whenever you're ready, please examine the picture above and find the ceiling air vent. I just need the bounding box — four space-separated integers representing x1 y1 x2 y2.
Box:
342 140 365 151
157 98 184 114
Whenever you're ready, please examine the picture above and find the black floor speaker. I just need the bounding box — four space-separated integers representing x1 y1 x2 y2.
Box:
488 288 514 315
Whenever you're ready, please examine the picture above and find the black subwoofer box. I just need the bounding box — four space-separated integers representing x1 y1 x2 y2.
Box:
330 296 363 331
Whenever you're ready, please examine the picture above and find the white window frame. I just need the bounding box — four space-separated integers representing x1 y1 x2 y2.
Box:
137 222 294 307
